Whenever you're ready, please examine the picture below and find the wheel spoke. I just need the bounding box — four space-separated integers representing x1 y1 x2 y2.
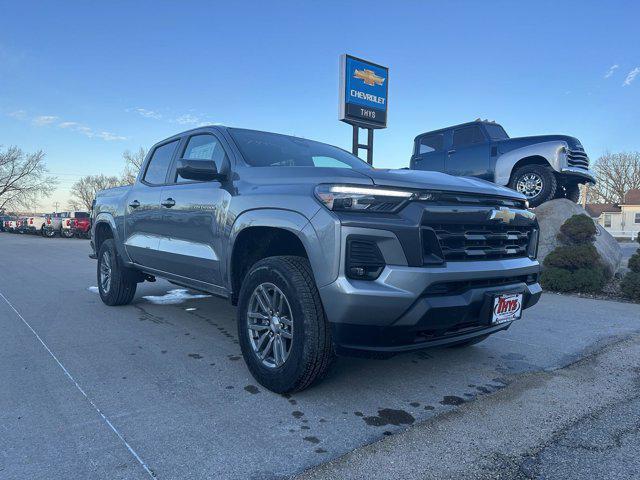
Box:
280 330 292 339
248 323 270 332
256 286 272 313
279 316 292 326
260 336 274 360
274 337 284 366
255 331 269 350
248 312 269 320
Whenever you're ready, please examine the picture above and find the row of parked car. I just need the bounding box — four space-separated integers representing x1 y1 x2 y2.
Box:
1 211 91 238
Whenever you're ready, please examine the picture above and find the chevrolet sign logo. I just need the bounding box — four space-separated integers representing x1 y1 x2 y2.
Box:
353 68 385 86
489 207 517 224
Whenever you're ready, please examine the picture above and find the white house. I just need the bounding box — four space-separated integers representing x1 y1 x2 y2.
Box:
586 189 640 240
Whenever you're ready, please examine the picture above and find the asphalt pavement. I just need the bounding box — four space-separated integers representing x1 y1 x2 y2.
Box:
1 233 639 479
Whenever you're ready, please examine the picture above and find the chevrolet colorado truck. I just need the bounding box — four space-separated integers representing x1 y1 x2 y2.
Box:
91 126 541 393
410 121 596 207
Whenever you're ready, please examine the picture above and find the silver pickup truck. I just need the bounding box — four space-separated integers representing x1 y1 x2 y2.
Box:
91 126 542 393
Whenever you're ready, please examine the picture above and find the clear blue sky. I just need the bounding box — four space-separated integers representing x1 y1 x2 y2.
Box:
1 0 638 209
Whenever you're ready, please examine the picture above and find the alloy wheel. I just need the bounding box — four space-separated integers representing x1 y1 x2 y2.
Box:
516 173 544 198
100 251 112 294
246 282 294 368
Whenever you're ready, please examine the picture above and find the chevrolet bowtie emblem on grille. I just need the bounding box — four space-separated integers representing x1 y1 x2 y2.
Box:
353 68 385 86
490 207 517 224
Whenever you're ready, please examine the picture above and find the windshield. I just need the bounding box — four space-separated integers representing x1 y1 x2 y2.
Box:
484 124 509 140
229 128 372 170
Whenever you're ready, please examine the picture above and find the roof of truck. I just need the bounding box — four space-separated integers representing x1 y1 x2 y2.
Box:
414 120 502 140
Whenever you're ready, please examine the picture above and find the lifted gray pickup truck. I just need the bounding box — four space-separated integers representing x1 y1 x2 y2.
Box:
410 121 596 207
92 126 541 393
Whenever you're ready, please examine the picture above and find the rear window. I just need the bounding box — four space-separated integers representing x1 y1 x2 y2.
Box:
453 126 485 147
418 134 444 154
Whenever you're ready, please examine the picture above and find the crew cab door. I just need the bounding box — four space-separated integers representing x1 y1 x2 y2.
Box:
410 133 446 172
158 132 231 288
447 125 492 180
125 139 180 269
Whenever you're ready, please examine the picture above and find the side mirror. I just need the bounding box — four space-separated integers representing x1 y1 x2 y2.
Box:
176 159 224 182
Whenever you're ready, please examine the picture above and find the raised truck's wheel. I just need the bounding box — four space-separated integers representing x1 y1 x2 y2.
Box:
509 164 557 207
97 239 137 306
237 256 334 393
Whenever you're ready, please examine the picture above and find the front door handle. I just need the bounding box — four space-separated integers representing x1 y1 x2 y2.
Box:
129 200 140 208
161 198 176 208
448 149 456 155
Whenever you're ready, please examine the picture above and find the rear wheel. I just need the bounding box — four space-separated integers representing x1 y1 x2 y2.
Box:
44 228 56 238
557 183 581 203
237 256 334 393
97 239 137 306
509 164 557 207
61 229 74 238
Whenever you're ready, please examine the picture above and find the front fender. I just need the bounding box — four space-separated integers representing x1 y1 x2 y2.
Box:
494 141 567 185
226 208 333 289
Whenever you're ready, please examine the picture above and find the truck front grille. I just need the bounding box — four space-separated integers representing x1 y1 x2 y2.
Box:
567 149 589 169
428 223 534 261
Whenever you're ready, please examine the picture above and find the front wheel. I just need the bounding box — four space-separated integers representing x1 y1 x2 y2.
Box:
44 228 56 238
97 239 137 306
237 256 334 393
509 165 557 207
61 229 74 238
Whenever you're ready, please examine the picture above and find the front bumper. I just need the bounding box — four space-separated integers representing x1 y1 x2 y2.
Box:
560 167 596 184
320 246 541 353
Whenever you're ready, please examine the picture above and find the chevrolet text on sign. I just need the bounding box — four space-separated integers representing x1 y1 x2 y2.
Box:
339 54 389 129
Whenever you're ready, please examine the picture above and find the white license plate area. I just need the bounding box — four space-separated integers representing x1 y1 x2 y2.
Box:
491 293 523 324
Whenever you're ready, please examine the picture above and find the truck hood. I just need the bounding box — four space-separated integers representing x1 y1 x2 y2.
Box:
499 134 583 152
241 166 524 201
362 168 525 200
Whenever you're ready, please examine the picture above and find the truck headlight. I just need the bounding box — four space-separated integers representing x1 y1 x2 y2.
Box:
314 184 414 213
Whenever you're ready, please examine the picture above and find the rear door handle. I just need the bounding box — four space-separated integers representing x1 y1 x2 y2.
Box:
161 198 176 208
129 200 140 208
448 149 456 155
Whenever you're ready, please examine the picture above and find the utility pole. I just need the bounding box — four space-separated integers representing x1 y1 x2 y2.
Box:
53 201 60 213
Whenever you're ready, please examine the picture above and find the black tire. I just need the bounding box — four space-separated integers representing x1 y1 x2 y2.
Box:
558 183 581 203
237 256 334 393
508 164 557 207
97 239 137 306
447 334 490 348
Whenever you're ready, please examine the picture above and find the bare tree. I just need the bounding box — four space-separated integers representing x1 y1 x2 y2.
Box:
69 174 123 211
0 146 57 211
587 152 640 204
67 198 83 211
121 147 147 185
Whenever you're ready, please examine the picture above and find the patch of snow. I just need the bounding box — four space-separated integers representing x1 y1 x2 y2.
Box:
143 289 210 305
185 307 197 312
88 286 99 293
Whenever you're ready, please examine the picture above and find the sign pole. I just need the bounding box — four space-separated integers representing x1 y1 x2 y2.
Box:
367 128 374 165
352 125 359 156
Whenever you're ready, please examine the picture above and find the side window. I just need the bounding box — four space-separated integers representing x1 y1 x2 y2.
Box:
635 213 640 224
144 140 180 185
453 126 484 148
177 134 227 182
418 134 443 154
604 214 611 228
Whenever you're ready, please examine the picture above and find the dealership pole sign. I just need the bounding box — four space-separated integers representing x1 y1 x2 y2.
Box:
339 54 388 128
339 54 388 164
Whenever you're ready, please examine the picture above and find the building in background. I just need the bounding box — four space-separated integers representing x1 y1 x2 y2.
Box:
586 189 640 240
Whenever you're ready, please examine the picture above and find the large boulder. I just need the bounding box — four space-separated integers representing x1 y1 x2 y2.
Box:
533 199 622 274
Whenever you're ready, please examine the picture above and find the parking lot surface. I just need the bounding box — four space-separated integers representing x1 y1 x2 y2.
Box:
1 233 639 479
